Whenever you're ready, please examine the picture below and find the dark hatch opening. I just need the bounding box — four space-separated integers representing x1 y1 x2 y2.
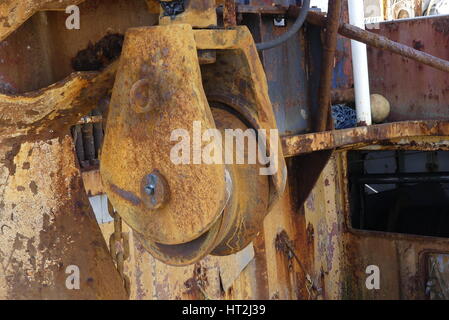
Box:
348 150 449 238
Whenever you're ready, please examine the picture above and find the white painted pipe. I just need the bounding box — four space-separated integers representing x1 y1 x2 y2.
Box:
348 0 372 126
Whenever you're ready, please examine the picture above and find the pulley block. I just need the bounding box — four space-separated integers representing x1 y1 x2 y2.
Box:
101 24 286 265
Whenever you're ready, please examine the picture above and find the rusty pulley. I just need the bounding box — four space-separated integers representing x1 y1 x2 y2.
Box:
134 107 269 265
101 24 286 266
101 25 228 247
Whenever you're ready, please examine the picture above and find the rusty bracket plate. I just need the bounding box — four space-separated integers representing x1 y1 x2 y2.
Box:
197 27 287 209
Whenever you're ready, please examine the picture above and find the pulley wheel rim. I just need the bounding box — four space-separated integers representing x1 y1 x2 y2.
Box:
137 106 269 265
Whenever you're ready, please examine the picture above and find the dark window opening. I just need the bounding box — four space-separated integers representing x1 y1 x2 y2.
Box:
348 150 449 238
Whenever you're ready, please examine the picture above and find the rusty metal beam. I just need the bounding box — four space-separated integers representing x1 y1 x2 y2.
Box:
316 0 342 132
224 0 237 28
307 11 449 74
236 4 287 15
0 62 117 143
282 120 449 157
356 172 449 184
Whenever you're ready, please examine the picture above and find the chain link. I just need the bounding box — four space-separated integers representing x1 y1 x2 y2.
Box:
108 199 131 297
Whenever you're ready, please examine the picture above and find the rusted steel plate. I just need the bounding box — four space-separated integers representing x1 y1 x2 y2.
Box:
368 15 449 121
0 0 156 94
284 151 449 299
0 136 127 299
101 24 227 245
259 16 310 135
0 62 117 145
332 151 449 299
193 29 242 49
307 11 449 75
0 0 86 42
282 120 449 157
235 5 352 135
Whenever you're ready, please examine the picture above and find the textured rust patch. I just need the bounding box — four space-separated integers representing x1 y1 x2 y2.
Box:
3 143 21 176
29 181 38 195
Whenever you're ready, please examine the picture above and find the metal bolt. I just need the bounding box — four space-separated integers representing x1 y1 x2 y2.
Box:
141 170 169 210
129 78 159 113
144 183 156 196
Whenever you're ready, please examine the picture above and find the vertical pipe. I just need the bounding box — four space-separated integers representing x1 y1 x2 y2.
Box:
315 0 343 132
348 0 372 126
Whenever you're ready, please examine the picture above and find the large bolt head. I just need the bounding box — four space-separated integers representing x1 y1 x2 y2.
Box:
130 78 159 113
141 170 169 210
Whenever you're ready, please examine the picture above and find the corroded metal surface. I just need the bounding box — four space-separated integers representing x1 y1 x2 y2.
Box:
97 168 304 300
102 25 285 265
337 148 449 299
210 107 269 256
0 0 164 299
0 43 125 299
0 0 157 93
368 15 449 121
223 0 237 28
135 107 269 265
101 24 227 246
0 62 117 145
6 0 447 301
0 136 127 299
282 120 449 157
198 27 287 209
0 0 85 42
307 11 449 74
258 15 311 135
159 0 217 28
316 0 342 132
96 141 449 300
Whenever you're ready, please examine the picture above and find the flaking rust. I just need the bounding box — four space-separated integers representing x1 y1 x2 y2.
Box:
3 0 449 301
0 15 123 297
0 136 127 299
